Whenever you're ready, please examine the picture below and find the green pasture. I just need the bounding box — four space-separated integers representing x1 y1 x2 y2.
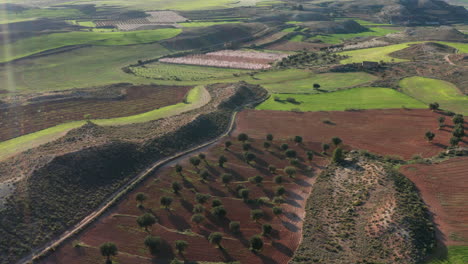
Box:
0 7 85 24
0 28 181 63
429 246 468 264
261 72 377 93
290 34 305 42
310 27 399 44
437 41 468 53
399 76 468 115
335 18 393 26
130 63 250 81
256 87 426 111
0 44 172 93
178 21 240 27
0 85 207 160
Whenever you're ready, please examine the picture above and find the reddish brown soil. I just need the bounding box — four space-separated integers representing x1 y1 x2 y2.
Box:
266 40 327 51
41 137 328 264
235 109 467 159
400 157 468 246
0 85 191 142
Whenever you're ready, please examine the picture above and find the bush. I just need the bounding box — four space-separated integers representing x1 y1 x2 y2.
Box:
229 221 241 234
249 235 264 252
211 206 227 219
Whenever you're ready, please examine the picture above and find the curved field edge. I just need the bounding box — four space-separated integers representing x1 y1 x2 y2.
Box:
256 87 427 112
429 246 468 264
0 86 208 161
0 28 182 63
399 76 468 115
338 41 468 64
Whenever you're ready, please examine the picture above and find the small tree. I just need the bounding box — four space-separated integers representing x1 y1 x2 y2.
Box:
175 240 188 254
294 136 303 145
160 196 173 209
274 175 283 184
190 156 201 172
261 224 273 236
429 102 440 111
200 169 210 181
171 181 182 194
137 213 156 232
238 188 250 201
175 164 183 176
211 199 223 207
268 165 277 174
306 151 314 162
280 143 289 151
331 148 344 164
250 209 264 223
249 235 264 252
244 151 256 164
284 166 296 178
170 258 184 264
211 206 227 219
243 143 251 151
425 131 435 142
238 133 249 143
144 236 162 256
272 206 283 217
218 155 228 168
191 213 205 226
193 204 204 214
452 114 464 125
198 153 206 163
438 116 445 129
221 173 233 187
285 149 297 159
313 83 320 89
229 221 241 234
136 192 148 207
100 242 118 263
195 193 210 204
250 175 263 185
266 133 274 142
450 136 461 147
224 141 232 150
275 186 286 197
208 232 223 248
331 137 342 146
322 143 330 154
453 125 465 138
263 141 271 150
273 196 284 204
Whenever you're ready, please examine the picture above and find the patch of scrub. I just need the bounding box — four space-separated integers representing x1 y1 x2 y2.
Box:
256 87 426 111
399 76 468 115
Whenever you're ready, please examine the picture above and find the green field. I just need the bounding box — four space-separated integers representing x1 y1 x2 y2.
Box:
338 42 415 64
0 7 86 24
0 44 172 93
310 27 399 44
0 28 181 63
400 76 468 115
178 21 240 27
0 85 207 160
256 87 426 111
130 62 250 81
261 72 377 93
429 246 468 264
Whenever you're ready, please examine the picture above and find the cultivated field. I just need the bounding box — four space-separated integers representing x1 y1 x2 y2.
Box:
94 11 189 31
160 50 289 70
0 85 191 142
235 109 465 159
41 136 329 264
401 157 468 247
0 29 181 63
309 27 399 44
400 76 468 115
256 87 426 111
261 72 377 93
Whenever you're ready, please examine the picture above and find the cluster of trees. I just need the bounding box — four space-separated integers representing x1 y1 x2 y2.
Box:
427 114 465 146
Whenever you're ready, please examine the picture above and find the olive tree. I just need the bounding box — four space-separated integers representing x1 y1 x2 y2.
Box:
100 242 118 264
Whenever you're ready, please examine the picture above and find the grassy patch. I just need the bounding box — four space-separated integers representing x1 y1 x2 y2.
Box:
310 27 399 44
0 28 181 63
256 87 426 111
436 41 468 53
338 42 417 63
289 34 305 42
399 76 468 115
261 72 377 93
0 7 86 24
178 21 240 27
429 246 468 264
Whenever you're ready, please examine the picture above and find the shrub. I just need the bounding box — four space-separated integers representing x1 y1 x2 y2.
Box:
274 175 283 184
211 199 223 207
144 236 162 255
273 196 285 204
221 173 233 186
175 240 188 254
195 193 210 204
243 143 251 151
275 186 286 196
250 175 263 185
284 166 296 178
191 214 205 225
272 206 283 216
266 134 274 141
294 136 303 144
171 181 182 194
229 221 241 234
238 188 250 201
211 206 227 219
249 235 264 252
268 165 277 174
285 149 297 159
160 196 173 209
331 137 342 146
332 148 344 164
452 114 464 124
425 131 435 142
280 143 289 151
208 232 223 248
192 204 204 213
238 133 249 142
263 141 271 150
262 224 273 236
250 209 264 222
224 141 232 150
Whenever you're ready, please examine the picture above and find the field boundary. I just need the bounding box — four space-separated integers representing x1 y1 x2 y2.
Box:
17 94 267 264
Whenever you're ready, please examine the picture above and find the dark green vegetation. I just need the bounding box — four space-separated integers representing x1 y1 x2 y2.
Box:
291 152 434 263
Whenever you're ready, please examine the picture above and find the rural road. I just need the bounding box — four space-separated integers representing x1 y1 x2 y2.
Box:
17 93 266 264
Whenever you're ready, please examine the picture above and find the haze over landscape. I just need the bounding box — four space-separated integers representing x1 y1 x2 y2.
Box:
0 0 467 263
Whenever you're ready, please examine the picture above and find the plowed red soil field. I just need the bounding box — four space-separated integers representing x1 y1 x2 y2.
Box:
235 109 467 159
0 85 191 142
400 157 468 246
41 137 329 264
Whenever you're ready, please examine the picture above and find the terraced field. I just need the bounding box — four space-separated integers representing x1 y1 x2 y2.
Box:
256 87 426 112
400 77 468 115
